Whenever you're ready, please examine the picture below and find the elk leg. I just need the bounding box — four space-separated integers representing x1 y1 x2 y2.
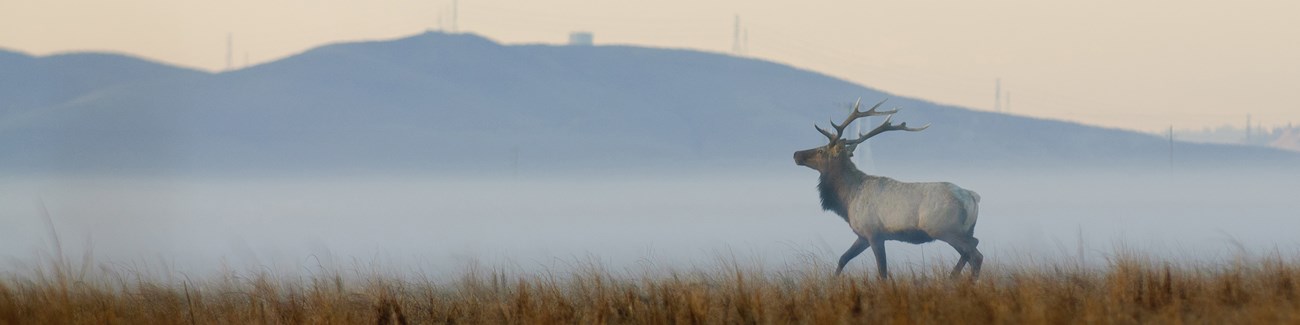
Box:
836 237 870 275
945 239 970 278
869 239 889 279
946 236 983 279
968 241 984 279
949 253 969 278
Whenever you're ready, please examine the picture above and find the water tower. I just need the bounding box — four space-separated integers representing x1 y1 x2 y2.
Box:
568 32 593 46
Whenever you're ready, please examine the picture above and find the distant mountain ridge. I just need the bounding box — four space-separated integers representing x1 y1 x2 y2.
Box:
1 32 1294 174
0 49 206 115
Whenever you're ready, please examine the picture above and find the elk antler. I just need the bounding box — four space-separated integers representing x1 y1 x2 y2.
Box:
842 114 930 147
815 98 899 143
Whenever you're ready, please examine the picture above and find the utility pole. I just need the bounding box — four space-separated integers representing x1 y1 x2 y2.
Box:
1246 114 1252 143
994 78 1002 112
1168 125 1174 169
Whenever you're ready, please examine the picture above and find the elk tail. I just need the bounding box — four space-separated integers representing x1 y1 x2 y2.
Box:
963 189 981 236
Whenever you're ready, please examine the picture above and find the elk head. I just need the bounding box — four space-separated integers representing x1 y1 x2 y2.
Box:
793 98 929 172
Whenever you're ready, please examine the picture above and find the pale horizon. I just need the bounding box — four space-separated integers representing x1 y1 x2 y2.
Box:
4 0 1297 133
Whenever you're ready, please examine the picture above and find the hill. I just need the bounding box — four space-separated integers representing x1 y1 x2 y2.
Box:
0 49 207 116
0 32 1293 175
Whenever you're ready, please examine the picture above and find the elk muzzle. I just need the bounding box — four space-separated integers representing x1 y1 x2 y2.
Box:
794 149 816 167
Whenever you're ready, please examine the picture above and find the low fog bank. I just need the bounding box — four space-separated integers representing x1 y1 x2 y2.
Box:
1 165 1296 277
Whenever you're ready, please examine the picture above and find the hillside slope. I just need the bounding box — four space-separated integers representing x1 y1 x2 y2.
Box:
0 33 1292 174
0 49 207 116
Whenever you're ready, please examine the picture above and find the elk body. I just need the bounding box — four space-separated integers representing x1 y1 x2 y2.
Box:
794 99 983 279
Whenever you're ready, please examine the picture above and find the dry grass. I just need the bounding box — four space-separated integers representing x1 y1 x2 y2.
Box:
3 250 1300 325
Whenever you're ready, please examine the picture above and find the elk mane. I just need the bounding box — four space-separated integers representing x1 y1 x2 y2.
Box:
817 171 862 221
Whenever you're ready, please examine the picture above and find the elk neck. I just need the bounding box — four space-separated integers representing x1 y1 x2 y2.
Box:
816 158 870 221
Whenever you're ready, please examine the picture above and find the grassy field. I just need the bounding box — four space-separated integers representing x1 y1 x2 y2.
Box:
3 250 1299 325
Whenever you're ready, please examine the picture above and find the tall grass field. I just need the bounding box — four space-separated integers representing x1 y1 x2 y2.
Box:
3 250 1298 324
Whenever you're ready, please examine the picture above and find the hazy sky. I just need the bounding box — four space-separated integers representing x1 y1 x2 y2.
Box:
3 0 1297 132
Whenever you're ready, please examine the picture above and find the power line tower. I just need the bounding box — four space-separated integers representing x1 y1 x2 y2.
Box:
847 99 877 172
730 15 750 55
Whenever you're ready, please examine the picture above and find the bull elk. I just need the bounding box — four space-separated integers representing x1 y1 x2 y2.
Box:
794 99 983 279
